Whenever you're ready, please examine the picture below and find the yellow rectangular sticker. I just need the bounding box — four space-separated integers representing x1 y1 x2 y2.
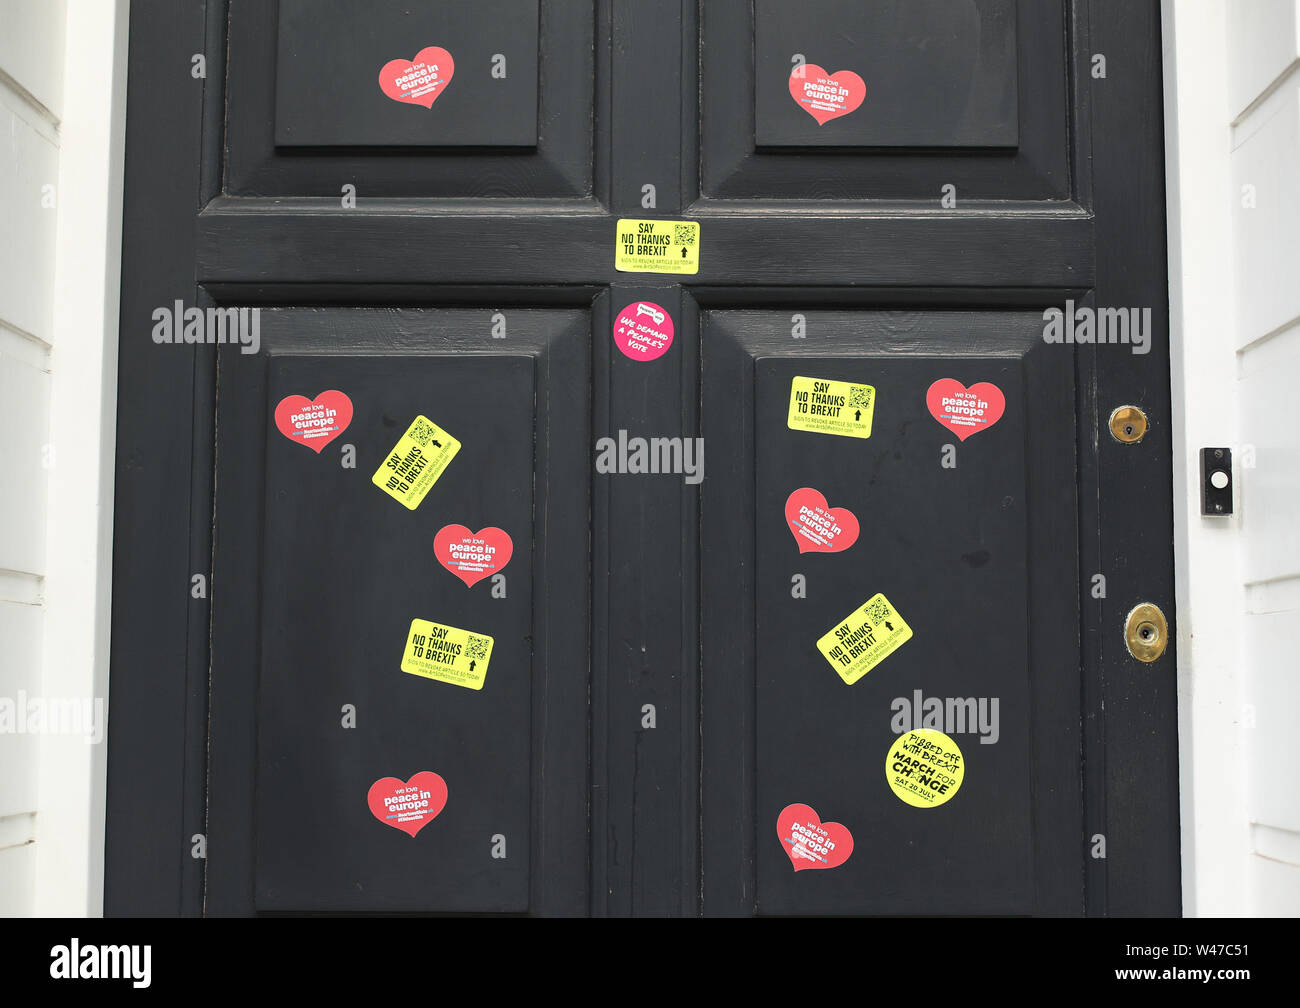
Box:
788 376 875 438
817 593 913 685
371 415 460 510
615 218 700 275
401 618 494 691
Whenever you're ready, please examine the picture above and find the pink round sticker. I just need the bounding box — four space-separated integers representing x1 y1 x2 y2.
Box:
614 301 674 361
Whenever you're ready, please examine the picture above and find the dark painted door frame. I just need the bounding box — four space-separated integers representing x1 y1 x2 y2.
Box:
106 0 1179 915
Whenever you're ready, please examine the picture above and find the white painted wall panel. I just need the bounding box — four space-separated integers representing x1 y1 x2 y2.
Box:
0 84 59 343
1228 0 1300 120
1232 81 1300 345
0 598 42 819
0 0 64 920
0 842 35 916
0 0 66 118
1223 0 1300 916
1243 609 1300 831
0 351 50 576
1250 851 1300 914
1237 324 1300 584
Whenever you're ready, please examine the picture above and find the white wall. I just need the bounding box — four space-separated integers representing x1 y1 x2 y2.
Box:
34 0 128 917
1165 0 1300 916
1227 0 1300 915
0 0 66 918
0 0 125 916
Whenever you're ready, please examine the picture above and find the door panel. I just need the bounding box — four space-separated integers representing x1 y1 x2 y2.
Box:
274 0 540 148
705 0 1069 199
204 309 590 915
255 352 534 912
700 311 1082 915
754 0 1020 149
225 0 594 196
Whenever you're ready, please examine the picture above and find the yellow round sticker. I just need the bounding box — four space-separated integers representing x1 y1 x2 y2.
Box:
885 728 965 808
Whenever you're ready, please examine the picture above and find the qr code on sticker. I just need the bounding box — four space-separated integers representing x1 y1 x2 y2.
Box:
866 597 893 625
674 224 696 245
464 635 491 661
848 385 874 410
409 418 438 445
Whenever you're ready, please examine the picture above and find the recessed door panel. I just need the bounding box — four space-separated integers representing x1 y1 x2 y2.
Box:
254 353 534 912
701 310 1084 915
752 354 1030 915
755 0 1019 149
202 307 591 916
274 0 539 148
223 0 592 197
702 0 1067 201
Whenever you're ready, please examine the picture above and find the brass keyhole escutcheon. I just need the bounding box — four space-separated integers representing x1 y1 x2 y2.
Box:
1124 603 1169 662
1109 406 1148 444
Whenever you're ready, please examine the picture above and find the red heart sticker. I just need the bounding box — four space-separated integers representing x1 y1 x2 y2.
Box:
367 772 448 838
274 391 353 454
925 379 1006 441
378 46 455 109
784 488 859 554
789 65 866 125
777 803 854 871
434 525 514 588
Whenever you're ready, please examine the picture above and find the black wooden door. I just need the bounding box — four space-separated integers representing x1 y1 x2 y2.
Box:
107 0 1179 916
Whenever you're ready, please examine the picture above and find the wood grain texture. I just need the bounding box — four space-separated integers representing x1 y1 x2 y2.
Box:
106 0 210 917
1085 0 1180 917
197 203 1094 289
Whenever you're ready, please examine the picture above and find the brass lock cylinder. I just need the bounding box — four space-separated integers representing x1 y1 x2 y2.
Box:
1124 603 1169 662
